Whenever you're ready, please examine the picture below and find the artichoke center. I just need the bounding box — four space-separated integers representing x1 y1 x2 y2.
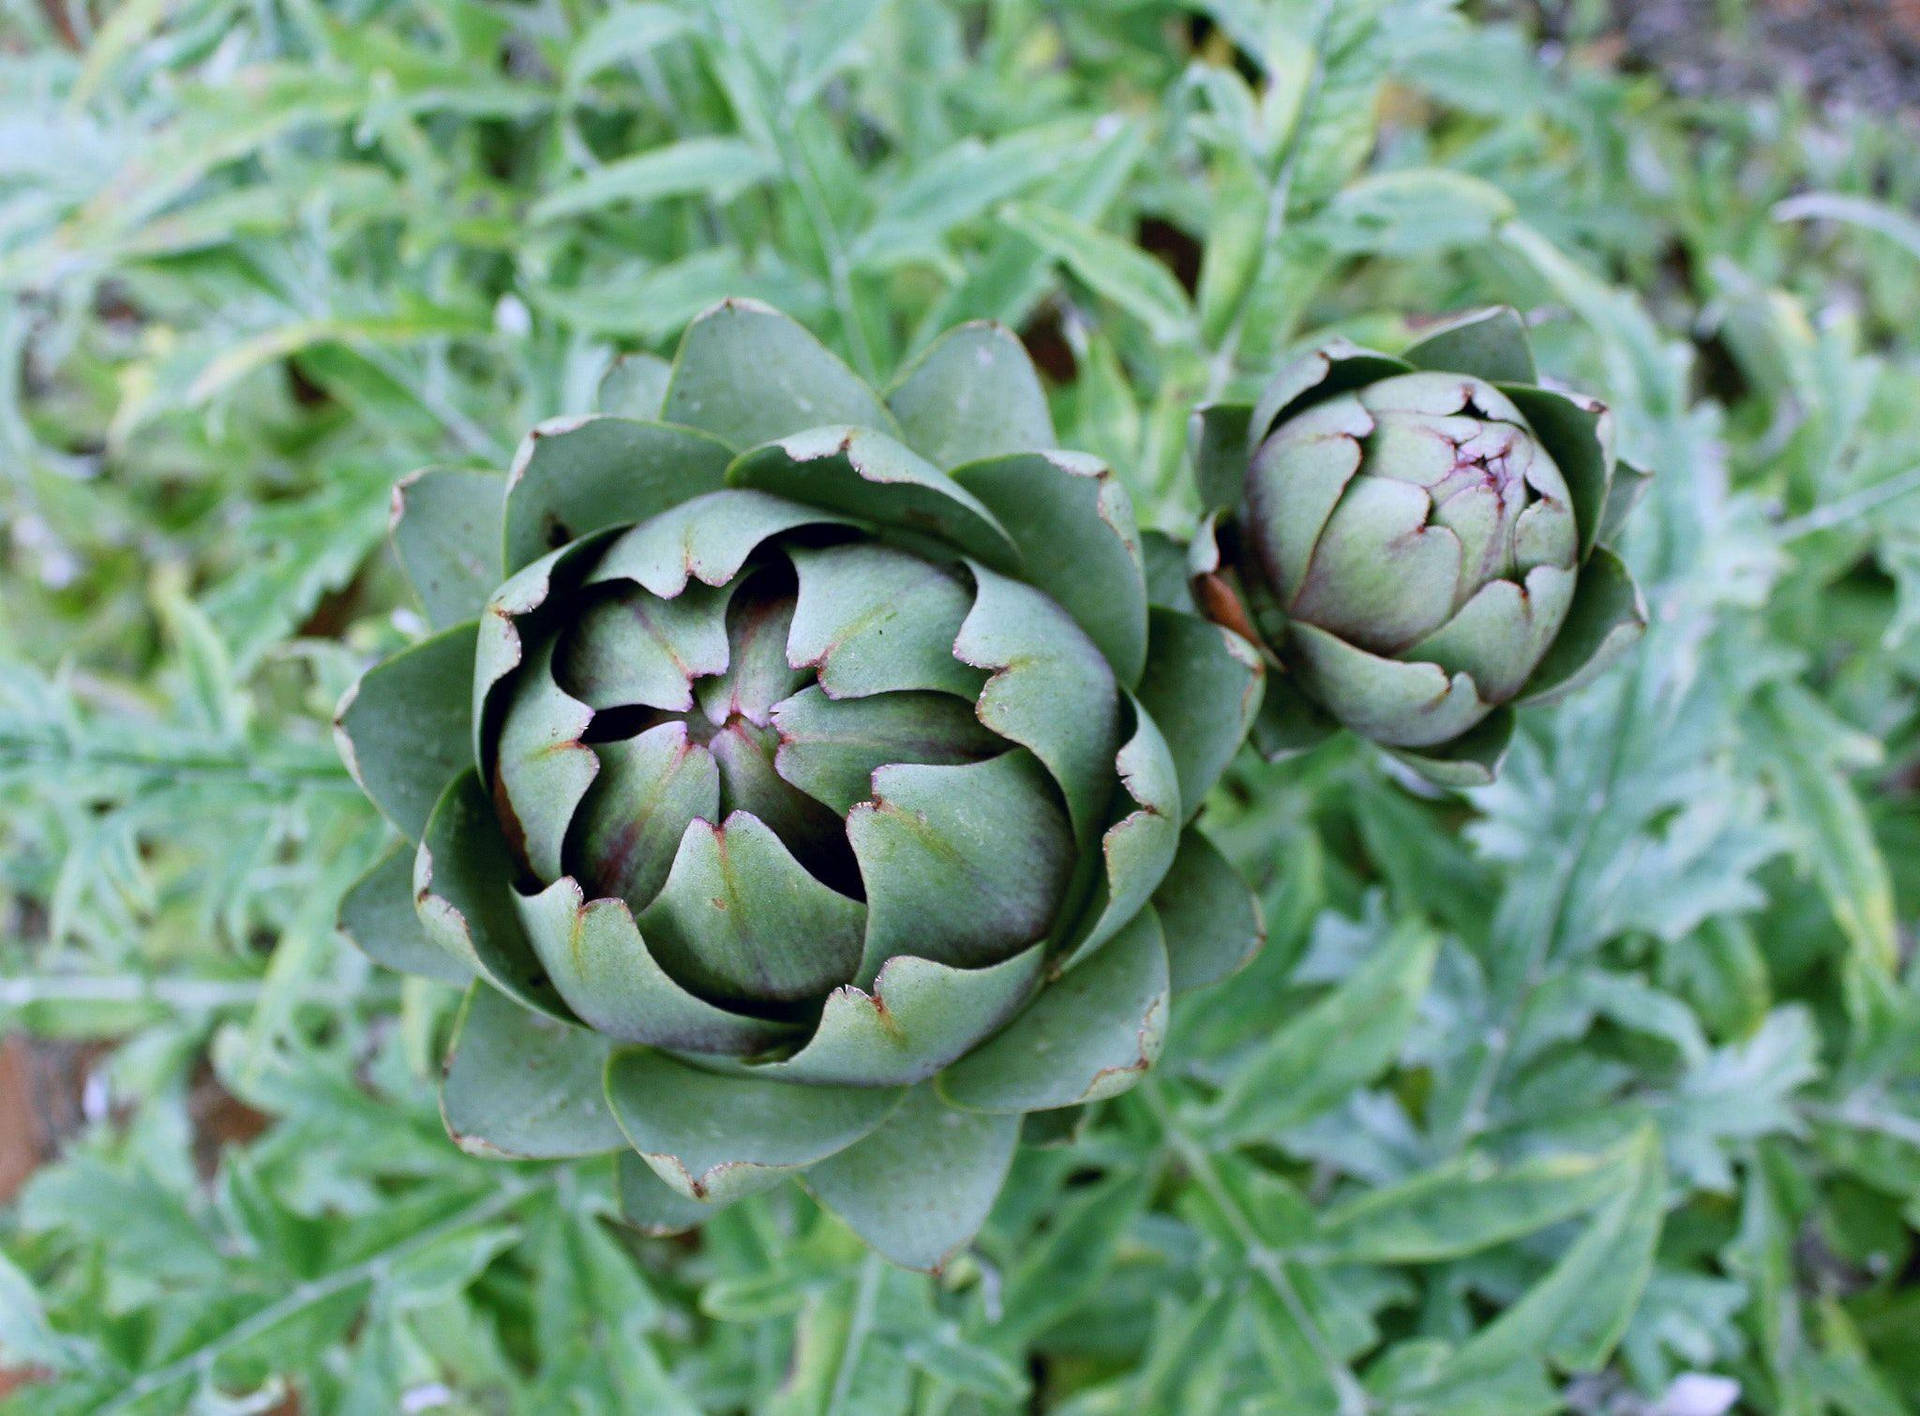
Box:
1419 417 1530 592
560 572 864 901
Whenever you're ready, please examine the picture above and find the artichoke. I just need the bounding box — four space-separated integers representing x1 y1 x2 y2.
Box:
1189 307 1649 786
336 300 1266 1269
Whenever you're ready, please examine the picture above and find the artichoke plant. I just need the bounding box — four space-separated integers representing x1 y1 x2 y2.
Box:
1188 307 1649 786
336 300 1266 1270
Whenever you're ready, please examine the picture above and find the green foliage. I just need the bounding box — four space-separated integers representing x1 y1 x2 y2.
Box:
4 0 1920 1411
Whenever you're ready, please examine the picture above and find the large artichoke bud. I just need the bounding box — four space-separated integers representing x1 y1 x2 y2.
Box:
1189 307 1649 786
336 301 1266 1269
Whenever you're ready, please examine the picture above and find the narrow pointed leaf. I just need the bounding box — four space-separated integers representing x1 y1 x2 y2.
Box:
1000 202 1195 344
530 137 777 223
1208 918 1438 1141
1309 1144 1634 1264
1443 1128 1666 1377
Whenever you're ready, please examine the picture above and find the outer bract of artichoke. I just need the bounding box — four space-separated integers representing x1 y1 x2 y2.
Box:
335 300 1267 1271
1188 306 1650 787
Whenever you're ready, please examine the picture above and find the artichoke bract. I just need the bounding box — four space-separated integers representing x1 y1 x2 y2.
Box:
336 300 1266 1270
1189 307 1649 786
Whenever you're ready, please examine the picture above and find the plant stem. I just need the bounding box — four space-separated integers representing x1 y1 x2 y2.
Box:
0 734 353 792
1775 462 1920 541
1201 0 1335 404
709 0 877 381
0 974 402 1010
1141 1079 1371 1416
825 1250 885 1413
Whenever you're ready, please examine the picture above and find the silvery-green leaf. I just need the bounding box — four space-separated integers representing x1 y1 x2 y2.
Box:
1136 607 1264 814
336 622 479 843
939 906 1169 1113
339 842 472 985
951 449 1149 685
1402 305 1537 385
604 1049 901 1202
805 1086 1020 1272
440 985 625 1158
1154 827 1263 993
886 321 1054 468
390 468 505 629
662 298 896 450
414 771 579 1024
502 415 732 573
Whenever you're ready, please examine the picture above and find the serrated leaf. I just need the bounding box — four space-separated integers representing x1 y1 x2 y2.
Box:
1441 1127 1666 1379
1208 918 1438 1141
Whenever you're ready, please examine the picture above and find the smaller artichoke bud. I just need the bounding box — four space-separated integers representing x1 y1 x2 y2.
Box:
1192 307 1650 786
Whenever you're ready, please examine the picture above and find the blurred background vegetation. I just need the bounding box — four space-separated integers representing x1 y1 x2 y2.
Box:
3 0 1920 1411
